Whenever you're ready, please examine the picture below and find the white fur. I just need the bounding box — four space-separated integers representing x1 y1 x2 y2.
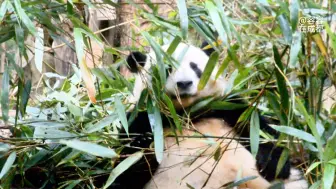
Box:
128 43 226 109
128 43 308 189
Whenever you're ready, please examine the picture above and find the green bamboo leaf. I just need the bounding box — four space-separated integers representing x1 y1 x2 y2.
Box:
273 45 289 113
209 101 247 110
162 94 182 132
65 180 81 189
205 0 228 46
227 47 242 70
270 125 316 143
198 52 219 90
250 110 260 158
289 0 300 31
0 152 16 179
0 0 9 23
324 129 336 162
147 99 164 163
323 23 336 55
13 0 36 35
266 91 287 125
60 140 118 159
190 97 214 113
0 64 10 122
34 27 44 73
19 79 31 116
142 32 166 86
223 176 258 188
14 24 26 58
177 0 188 39
277 14 292 45
289 31 302 68
214 0 232 40
166 36 181 55
115 96 128 135
276 148 289 177
305 161 321 175
215 55 231 79
103 152 143 189
296 98 323 160
85 114 118 133
328 159 336 166
323 163 335 189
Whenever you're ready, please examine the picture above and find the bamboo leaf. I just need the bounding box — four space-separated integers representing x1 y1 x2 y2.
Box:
323 163 335 189
250 109 260 158
115 96 128 135
147 99 164 163
289 31 302 68
60 140 118 159
198 52 219 90
312 33 328 57
0 64 10 123
305 161 321 175
142 32 166 86
289 0 300 31
74 28 96 103
270 125 316 143
85 114 118 133
0 152 16 179
13 0 36 35
209 101 247 110
273 45 289 113
34 27 44 73
277 14 292 45
0 0 9 23
177 0 188 39
162 94 182 132
276 148 289 178
103 152 143 189
205 0 227 46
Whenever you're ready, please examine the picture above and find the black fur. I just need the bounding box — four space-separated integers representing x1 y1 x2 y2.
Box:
201 41 216 56
126 52 147 73
190 62 203 78
113 98 291 189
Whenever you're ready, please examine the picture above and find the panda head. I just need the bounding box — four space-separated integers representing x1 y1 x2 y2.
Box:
126 42 226 108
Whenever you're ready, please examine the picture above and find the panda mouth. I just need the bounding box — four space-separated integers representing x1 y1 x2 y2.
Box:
169 93 196 99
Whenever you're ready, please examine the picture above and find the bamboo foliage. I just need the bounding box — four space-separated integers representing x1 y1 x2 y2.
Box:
0 0 335 188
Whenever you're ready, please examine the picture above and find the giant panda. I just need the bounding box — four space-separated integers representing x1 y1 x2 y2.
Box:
112 42 308 189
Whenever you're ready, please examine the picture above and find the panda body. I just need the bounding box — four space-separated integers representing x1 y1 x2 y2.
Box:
117 42 308 189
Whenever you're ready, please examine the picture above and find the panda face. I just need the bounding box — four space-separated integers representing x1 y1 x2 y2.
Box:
165 43 210 98
127 42 226 108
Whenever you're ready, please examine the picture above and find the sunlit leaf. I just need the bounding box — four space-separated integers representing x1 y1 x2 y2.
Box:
115 96 128 135
289 0 300 31
74 28 96 103
60 140 118 159
0 152 16 179
205 0 227 46
250 109 260 158
289 31 302 68
0 64 10 122
323 163 335 189
103 152 143 189
13 0 36 35
177 0 188 39
198 52 219 90
277 14 292 45
34 27 44 73
147 99 164 163
270 125 316 143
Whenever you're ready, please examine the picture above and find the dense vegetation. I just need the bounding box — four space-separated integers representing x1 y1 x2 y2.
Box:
0 0 335 188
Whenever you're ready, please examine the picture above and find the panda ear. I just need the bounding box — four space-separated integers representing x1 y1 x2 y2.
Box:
126 52 147 73
200 41 215 56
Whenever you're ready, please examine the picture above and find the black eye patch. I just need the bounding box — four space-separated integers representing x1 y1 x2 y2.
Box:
190 62 202 78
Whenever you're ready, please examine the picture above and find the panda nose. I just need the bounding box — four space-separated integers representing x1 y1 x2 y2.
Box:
176 81 193 89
